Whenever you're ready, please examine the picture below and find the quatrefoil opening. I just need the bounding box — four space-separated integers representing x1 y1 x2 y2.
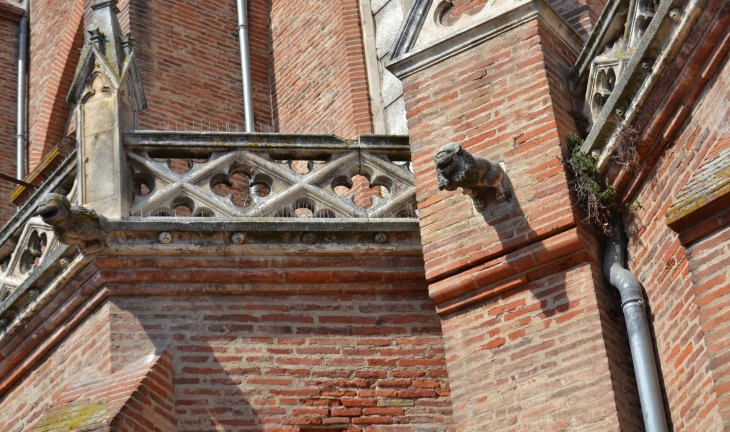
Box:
332 173 388 209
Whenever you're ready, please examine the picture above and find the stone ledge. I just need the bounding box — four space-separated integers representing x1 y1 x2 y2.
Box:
386 0 583 79
427 227 596 315
124 132 412 160
667 147 730 236
109 219 420 233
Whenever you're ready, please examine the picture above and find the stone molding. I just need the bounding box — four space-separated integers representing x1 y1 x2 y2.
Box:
666 146 730 240
386 0 583 78
358 0 388 134
568 0 627 91
0 152 76 254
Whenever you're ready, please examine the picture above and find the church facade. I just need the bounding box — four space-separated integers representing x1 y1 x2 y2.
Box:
0 0 727 430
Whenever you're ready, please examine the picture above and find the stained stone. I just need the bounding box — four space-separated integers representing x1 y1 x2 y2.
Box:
375 0 405 59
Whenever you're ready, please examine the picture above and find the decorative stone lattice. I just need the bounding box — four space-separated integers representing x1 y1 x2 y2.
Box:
583 0 657 127
127 150 417 220
0 217 59 303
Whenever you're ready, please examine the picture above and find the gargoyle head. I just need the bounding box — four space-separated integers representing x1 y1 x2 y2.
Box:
434 143 478 191
35 194 72 226
434 143 462 178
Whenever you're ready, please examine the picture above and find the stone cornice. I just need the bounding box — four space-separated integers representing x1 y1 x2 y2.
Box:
0 219 422 339
386 0 584 79
666 146 730 243
124 132 412 160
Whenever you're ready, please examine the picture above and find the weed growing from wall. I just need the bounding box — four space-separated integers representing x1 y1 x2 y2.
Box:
613 126 640 171
564 133 639 235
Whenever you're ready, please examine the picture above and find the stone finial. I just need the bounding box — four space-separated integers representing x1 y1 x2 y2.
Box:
434 143 510 211
88 28 105 49
119 34 134 56
35 194 109 253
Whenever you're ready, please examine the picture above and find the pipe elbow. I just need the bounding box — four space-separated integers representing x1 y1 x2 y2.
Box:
610 266 643 305
604 225 643 305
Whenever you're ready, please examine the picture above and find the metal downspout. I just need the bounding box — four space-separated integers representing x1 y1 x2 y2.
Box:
236 0 254 132
604 223 669 432
16 0 29 182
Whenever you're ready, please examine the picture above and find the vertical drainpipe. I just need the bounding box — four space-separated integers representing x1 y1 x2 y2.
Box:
604 223 669 432
236 0 254 132
16 0 29 181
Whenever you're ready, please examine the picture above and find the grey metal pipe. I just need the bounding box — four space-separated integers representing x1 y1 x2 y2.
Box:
236 0 254 132
16 0 29 181
604 224 669 432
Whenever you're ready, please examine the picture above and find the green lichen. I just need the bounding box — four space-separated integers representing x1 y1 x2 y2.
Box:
32 400 113 431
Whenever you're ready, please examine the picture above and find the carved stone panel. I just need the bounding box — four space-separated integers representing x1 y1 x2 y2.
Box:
0 217 59 304
127 150 418 220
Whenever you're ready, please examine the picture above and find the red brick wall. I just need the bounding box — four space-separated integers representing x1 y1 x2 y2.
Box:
112 347 176 432
29 344 174 431
686 226 730 428
24 0 374 171
623 52 730 432
440 263 642 430
269 0 373 138
0 2 22 226
26 0 83 170
111 0 371 137
0 303 112 431
0 254 453 430
396 15 647 429
123 0 253 132
403 20 579 282
110 293 451 430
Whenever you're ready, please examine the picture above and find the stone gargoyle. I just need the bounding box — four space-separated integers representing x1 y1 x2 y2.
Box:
35 193 109 253
434 143 510 211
